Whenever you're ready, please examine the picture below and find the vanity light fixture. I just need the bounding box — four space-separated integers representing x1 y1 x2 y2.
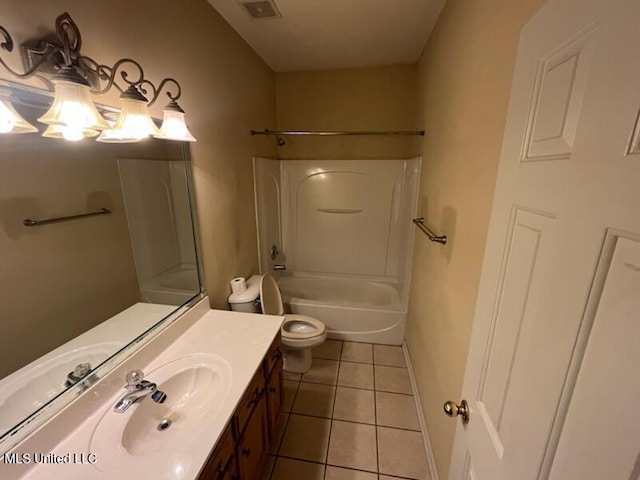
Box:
0 94 38 134
0 13 196 143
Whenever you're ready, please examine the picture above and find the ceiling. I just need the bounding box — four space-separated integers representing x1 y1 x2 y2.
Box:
207 0 447 72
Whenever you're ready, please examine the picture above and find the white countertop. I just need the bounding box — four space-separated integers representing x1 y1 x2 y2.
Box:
3 307 283 480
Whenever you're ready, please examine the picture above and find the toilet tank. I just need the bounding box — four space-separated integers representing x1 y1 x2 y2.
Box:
228 275 261 313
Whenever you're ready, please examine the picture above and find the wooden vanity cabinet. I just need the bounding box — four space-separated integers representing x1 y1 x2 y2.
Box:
198 334 283 480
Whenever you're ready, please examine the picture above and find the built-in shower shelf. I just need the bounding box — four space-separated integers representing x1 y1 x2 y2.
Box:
317 208 363 214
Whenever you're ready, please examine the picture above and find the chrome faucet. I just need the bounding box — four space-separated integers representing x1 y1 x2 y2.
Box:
272 264 287 271
114 370 167 413
65 362 98 390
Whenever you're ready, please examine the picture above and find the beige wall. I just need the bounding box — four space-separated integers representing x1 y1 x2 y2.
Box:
275 66 419 159
0 1 276 373
406 0 546 477
0 1 276 309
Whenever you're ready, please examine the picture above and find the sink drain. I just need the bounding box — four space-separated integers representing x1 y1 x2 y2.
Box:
157 418 172 431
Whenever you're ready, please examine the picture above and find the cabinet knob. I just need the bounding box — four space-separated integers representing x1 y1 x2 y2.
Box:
242 447 251 457
249 387 264 406
269 386 277 393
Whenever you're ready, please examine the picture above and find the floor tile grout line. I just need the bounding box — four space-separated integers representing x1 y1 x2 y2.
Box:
322 341 343 480
374 363 410 370
310 357 409 367
271 410 292 459
300 380 415 397
325 460 378 476
293 382 414 400
275 454 381 476
373 358 380 476
286 411 421 433
275 378 302 461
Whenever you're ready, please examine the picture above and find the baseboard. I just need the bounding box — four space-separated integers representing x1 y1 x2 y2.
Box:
403 341 440 480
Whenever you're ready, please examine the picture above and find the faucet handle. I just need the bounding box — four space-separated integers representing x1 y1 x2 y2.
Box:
125 370 144 387
73 363 92 378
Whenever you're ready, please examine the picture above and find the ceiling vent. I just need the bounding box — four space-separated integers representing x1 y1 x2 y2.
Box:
239 0 282 19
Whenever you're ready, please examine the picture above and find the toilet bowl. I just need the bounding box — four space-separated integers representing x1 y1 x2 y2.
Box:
259 274 326 373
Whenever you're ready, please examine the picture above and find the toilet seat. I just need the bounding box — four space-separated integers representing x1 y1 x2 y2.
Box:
282 314 326 340
259 273 285 316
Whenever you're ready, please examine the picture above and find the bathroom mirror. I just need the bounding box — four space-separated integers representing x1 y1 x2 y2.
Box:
0 81 204 451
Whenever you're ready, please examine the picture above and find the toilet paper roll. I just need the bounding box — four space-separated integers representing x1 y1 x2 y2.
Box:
230 277 247 295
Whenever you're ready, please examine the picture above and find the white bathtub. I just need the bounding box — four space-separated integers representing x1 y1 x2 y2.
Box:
141 264 200 306
278 275 406 345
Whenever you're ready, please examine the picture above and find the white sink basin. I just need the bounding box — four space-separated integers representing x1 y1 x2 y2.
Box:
89 353 232 475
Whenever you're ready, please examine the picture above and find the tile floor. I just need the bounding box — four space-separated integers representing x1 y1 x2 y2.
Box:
261 340 431 480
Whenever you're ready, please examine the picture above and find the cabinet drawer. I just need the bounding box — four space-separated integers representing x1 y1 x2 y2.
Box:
264 335 283 375
235 369 265 437
198 422 235 480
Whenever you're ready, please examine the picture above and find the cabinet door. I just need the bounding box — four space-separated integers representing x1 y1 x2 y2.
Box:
236 369 266 438
198 423 235 480
237 394 269 480
266 357 283 438
220 458 239 480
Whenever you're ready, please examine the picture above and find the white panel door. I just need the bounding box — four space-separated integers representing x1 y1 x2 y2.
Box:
448 0 640 478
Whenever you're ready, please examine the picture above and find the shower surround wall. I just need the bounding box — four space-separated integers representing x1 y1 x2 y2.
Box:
254 158 420 344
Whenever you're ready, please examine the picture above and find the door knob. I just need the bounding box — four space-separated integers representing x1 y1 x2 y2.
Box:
443 399 469 424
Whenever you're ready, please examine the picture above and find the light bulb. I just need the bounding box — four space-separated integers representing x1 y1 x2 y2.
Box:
42 124 99 141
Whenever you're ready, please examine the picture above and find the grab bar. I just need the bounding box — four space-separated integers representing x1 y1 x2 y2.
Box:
413 217 447 245
251 129 425 137
23 208 111 227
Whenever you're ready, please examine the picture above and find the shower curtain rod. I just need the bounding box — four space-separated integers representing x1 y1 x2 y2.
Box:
250 129 425 137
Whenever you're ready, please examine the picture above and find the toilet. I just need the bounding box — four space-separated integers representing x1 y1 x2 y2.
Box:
228 274 326 373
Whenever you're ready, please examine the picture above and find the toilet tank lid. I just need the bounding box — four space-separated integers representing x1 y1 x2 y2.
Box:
228 275 261 304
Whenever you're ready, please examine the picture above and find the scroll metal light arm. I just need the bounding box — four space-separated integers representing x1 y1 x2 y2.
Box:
413 217 447 245
0 26 58 80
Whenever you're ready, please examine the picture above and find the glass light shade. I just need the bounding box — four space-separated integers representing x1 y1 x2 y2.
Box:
94 128 143 144
38 80 110 135
154 109 197 142
97 97 161 143
42 124 99 141
0 99 38 134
